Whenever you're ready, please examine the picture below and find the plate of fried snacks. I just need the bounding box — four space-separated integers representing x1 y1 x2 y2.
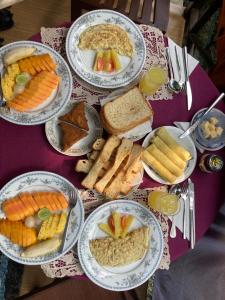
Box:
142 126 197 184
66 9 146 89
0 171 84 265
0 41 72 125
78 200 163 291
45 101 103 156
75 136 144 199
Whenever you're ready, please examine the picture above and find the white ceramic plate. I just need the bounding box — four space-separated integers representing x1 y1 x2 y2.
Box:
142 126 197 184
0 41 72 125
78 200 163 291
66 9 146 89
0 171 84 265
45 102 103 156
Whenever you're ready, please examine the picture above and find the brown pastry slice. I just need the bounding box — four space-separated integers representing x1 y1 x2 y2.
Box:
59 122 88 151
59 102 89 131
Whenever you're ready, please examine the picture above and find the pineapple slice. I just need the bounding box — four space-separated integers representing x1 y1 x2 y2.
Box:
93 50 104 71
121 215 134 238
111 49 121 71
98 223 116 239
103 50 114 72
56 213 67 235
112 211 121 239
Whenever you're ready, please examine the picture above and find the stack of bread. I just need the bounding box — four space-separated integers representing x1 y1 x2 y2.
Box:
100 87 153 134
75 136 143 199
142 127 192 183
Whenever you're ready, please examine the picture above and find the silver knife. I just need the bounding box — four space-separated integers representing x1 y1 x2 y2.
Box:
182 47 192 111
179 93 225 139
188 178 195 249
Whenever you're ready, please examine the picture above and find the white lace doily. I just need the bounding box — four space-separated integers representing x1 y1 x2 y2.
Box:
40 25 172 106
41 186 170 278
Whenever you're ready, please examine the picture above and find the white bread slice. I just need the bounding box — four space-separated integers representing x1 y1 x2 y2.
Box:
101 87 153 134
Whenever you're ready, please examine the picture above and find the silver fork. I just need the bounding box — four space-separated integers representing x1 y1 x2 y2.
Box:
60 190 77 253
181 183 188 239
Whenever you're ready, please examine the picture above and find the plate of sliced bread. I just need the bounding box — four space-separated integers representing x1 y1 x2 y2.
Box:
75 136 144 199
100 87 153 141
45 101 103 156
142 126 197 185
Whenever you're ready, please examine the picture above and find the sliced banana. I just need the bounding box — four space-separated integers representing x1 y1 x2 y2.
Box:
4 47 36 65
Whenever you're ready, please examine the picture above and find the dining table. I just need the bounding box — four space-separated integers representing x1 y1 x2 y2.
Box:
0 22 225 272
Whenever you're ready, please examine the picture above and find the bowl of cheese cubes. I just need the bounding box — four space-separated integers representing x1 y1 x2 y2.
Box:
191 108 225 151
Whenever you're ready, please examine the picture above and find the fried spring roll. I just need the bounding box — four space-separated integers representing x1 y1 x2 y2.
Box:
156 127 192 161
147 144 183 177
142 150 176 183
151 136 186 170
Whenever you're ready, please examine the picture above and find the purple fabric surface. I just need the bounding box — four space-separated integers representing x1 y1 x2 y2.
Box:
0 29 224 264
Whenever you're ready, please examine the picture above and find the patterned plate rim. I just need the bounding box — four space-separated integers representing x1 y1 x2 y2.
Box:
142 126 197 185
0 171 84 265
66 9 146 89
78 200 164 291
0 41 73 125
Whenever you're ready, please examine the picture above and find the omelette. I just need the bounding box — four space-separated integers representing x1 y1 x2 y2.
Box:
78 24 133 57
89 226 150 267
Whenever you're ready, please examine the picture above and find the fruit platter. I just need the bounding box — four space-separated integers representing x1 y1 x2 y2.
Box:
0 171 84 265
0 41 72 125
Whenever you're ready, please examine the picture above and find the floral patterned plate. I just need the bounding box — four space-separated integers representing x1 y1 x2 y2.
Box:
78 200 163 291
45 102 103 156
0 171 84 265
66 9 146 89
0 41 72 125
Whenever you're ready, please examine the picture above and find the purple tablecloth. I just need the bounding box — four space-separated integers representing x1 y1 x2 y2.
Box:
0 30 225 263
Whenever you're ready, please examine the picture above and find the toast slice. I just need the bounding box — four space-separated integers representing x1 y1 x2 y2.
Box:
101 87 153 134
59 102 89 131
59 122 87 151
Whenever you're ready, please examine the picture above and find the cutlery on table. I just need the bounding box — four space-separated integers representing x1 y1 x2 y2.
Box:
179 92 225 139
181 182 188 239
169 184 182 238
174 46 184 90
188 178 195 249
60 190 77 253
182 46 192 111
166 47 182 94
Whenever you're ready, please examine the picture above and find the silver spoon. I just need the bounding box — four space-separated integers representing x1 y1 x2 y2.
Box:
169 184 182 238
166 47 183 94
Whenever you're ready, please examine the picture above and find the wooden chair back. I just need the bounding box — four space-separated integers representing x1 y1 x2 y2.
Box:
71 0 170 32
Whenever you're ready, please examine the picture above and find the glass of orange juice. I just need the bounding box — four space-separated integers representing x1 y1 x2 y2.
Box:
148 190 180 216
139 66 168 96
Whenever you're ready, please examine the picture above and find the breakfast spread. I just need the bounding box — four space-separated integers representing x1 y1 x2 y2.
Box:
76 136 143 199
78 24 133 57
89 225 149 267
1 46 60 112
58 102 89 151
101 87 153 134
200 117 223 139
0 191 68 257
142 127 192 183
